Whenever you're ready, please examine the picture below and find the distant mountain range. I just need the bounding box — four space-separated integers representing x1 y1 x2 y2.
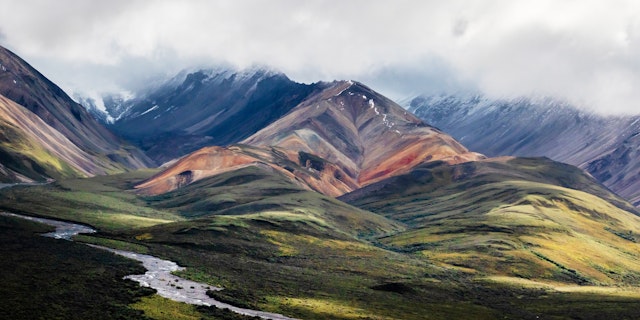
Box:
0 46 152 182
408 94 640 206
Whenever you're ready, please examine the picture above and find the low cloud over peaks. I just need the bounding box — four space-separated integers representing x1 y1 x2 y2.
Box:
1 0 640 115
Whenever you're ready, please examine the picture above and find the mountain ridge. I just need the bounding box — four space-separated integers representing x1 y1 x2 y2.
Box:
136 80 484 196
408 93 640 206
82 67 324 163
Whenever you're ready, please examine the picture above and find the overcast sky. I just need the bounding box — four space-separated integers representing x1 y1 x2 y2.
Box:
1 0 640 114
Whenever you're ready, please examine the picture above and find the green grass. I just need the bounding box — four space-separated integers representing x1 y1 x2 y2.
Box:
74 234 150 253
4 163 640 319
143 166 404 239
0 170 182 231
0 214 155 320
131 295 204 320
343 157 640 285
131 295 264 319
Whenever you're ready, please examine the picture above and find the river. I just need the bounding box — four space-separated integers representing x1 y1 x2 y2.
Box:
0 212 297 320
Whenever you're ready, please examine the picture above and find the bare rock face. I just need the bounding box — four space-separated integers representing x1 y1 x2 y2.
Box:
101 68 322 164
586 132 640 206
138 81 484 196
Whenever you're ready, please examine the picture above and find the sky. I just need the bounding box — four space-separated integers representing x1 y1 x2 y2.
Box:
1 0 640 115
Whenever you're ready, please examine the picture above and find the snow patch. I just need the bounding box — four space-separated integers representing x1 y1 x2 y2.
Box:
369 99 375 108
362 95 367 100
140 105 159 116
334 82 353 97
12 80 16 84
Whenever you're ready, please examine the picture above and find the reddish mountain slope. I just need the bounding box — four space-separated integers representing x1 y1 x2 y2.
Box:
137 81 483 196
244 81 483 186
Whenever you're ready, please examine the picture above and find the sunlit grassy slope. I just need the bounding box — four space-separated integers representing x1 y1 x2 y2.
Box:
143 165 404 238
342 157 640 285
0 170 181 231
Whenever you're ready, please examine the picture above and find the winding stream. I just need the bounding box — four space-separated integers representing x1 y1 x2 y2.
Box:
1 212 297 320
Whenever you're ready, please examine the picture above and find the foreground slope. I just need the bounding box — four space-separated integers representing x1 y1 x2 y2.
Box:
5 166 640 318
0 45 153 177
408 94 640 206
341 157 640 284
137 81 483 196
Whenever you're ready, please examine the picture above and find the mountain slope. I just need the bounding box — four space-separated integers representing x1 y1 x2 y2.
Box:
0 46 153 175
136 81 484 196
243 81 484 185
586 131 640 206
408 94 640 205
0 94 100 181
99 68 322 163
341 157 640 284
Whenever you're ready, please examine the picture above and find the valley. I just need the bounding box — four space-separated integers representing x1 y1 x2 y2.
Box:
4 170 640 319
1 212 295 319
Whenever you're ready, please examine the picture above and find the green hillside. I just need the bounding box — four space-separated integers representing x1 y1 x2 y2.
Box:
4 163 640 319
342 157 640 285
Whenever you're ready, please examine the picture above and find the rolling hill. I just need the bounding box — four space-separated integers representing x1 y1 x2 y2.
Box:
341 157 640 284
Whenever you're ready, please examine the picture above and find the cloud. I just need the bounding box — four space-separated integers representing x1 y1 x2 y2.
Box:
1 0 640 114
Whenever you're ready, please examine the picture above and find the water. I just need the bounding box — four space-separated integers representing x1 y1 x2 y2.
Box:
1 212 297 320
0 212 96 240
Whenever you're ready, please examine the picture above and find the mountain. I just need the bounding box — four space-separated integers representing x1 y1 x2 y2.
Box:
0 46 153 181
586 131 640 206
408 94 640 205
0 95 91 181
340 157 640 284
87 68 322 163
136 81 484 196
